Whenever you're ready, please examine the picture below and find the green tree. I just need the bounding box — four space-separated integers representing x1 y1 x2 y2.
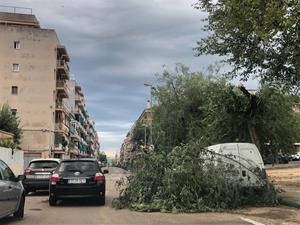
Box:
0 104 22 144
97 151 107 163
256 87 300 161
194 0 300 93
152 64 299 156
115 64 299 212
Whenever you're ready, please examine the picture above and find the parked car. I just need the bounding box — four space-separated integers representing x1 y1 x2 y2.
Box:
23 158 60 195
0 160 25 219
291 152 300 161
207 143 267 187
263 153 291 164
49 158 108 206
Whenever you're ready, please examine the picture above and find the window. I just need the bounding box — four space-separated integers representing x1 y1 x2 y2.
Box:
14 41 20 49
11 86 18 95
0 160 15 181
11 109 17 116
29 161 59 169
12 63 19 72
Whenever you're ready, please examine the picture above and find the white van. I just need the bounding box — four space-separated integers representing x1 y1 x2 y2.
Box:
207 143 266 187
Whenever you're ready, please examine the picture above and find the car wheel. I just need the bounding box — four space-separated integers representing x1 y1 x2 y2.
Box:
14 194 25 219
24 189 30 196
49 196 56 206
97 196 105 206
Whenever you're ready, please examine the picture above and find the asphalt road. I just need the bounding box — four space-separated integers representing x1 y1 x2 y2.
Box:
0 167 298 225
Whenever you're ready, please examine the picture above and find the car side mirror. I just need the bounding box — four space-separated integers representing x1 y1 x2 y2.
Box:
17 175 24 181
102 169 109 174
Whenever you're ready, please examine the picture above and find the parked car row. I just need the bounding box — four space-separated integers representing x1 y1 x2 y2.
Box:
0 158 108 220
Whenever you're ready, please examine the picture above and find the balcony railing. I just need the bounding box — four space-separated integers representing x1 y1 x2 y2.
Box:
56 60 69 79
56 101 70 115
75 94 85 106
57 45 70 62
55 122 69 135
56 80 69 98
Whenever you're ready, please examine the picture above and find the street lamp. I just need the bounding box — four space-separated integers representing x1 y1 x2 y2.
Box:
141 123 147 147
144 83 153 145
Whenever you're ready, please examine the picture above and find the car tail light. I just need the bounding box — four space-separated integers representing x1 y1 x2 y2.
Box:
95 173 105 182
24 168 32 175
50 173 60 184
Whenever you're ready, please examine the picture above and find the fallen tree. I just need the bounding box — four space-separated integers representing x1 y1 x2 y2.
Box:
113 141 278 212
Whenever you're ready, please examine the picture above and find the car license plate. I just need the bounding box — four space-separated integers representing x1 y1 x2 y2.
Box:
68 179 86 184
27 174 50 179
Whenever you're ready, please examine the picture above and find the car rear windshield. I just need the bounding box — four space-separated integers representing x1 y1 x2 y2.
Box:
29 161 59 169
58 161 99 173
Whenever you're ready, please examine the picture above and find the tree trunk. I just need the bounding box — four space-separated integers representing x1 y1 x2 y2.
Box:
248 123 261 152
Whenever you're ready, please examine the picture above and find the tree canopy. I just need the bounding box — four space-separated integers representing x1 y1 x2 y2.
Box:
114 64 288 212
97 151 108 163
152 64 300 157
194 0 300 93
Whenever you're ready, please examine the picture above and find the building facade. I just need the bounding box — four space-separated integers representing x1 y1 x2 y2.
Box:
0 9 99 162
119 108 153 166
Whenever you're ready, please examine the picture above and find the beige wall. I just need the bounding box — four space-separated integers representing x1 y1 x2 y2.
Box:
0 146 24 176
0 24 59 151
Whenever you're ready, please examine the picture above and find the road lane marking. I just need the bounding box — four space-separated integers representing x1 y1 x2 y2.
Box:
240 217 266 225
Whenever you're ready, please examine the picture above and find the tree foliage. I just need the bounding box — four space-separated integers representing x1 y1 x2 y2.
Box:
113 64 300 212
114 142 277 212
0 104 22 144
97 151 107 163
152 64 300 156
194 0 300 93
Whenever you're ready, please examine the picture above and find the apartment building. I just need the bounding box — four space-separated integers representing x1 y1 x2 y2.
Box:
0 8 99 162
119 107 153 166
65 80 100 158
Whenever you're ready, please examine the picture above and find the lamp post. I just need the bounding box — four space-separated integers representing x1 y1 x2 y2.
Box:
144 83 153 145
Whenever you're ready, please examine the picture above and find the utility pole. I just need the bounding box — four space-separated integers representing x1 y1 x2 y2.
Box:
144 83 153 145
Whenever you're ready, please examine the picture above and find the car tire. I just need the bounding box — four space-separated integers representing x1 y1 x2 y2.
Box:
13 194 25 219
49 196 56 206
24 189 30 196
97 196 105 206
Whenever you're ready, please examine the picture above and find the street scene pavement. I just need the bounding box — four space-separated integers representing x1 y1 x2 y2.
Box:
267 164 300 209
0 167 299 225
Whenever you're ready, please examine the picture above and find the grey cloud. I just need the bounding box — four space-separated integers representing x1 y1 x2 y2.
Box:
2 0 222 152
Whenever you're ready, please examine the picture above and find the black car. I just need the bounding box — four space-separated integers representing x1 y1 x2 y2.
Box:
49 158 108 206
23 158 60 195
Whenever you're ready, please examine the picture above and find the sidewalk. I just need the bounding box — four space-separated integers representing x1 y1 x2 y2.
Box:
266 165 300 208
278 186 300 209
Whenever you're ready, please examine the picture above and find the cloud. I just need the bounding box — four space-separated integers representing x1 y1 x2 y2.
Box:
1 0 231 153
97 131 127 157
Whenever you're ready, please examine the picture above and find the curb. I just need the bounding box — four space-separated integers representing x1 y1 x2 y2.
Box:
265 164 300 170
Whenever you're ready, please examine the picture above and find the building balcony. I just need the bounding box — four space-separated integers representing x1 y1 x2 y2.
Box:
55 122 69 136
57 45 70 62
56 80 69 98
75 94 85 107
56 60 69 80
55 102 70 115
70 133 81 141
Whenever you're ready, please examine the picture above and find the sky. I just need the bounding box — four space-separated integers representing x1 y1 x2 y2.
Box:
1 0 257 157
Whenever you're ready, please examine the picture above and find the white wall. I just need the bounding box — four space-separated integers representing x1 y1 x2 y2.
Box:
0 147 24 176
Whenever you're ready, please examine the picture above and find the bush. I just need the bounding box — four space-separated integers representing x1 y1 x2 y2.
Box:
113 141 278 212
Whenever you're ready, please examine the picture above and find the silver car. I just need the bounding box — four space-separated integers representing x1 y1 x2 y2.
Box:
0 160 25 219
